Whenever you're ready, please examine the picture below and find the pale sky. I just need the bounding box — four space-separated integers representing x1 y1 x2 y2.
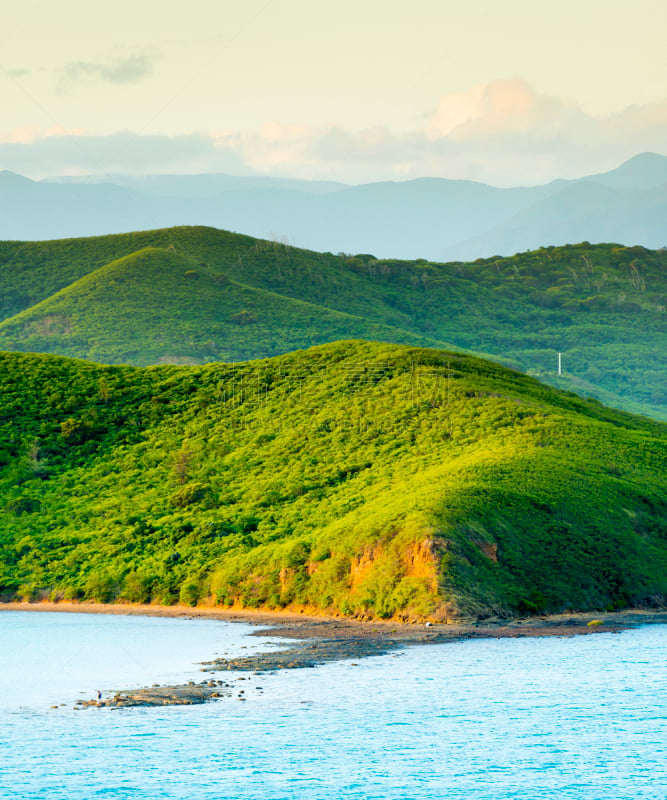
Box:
2 0 666 183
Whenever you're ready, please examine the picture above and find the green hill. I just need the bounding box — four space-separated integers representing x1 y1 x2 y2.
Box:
0 227 665 418
2 342 666 620
0 246 446 365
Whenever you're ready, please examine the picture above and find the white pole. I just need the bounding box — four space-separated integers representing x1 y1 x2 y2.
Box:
558 352 562 376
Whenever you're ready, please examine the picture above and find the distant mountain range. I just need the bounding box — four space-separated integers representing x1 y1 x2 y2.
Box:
1 153 665 260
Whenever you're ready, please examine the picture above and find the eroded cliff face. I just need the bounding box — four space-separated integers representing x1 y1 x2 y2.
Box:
216 528 457 623
323 531 457 622
346 538 440 592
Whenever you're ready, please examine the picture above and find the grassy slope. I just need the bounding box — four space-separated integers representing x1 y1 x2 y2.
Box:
0 247 447 364
1 341 666 620
0 227 665 417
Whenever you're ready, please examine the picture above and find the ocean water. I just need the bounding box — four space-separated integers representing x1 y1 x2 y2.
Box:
1 611 666 799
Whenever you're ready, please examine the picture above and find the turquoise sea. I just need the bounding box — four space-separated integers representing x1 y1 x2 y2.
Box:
1 611 666 799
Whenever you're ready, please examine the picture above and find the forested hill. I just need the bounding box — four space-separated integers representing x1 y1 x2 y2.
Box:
0 226 664 419
1 342 666 620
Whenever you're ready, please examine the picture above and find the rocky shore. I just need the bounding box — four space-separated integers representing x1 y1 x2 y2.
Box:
75 679 231 708
5 602 667 708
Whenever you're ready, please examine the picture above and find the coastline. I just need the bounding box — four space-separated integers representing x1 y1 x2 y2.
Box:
4 599 667 640
5 601 667 708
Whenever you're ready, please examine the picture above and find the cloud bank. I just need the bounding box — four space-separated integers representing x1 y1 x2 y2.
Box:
0 131 251 177
2 79 666 184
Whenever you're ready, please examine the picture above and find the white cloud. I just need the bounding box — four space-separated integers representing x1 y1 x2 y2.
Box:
0 131 250 178
1 80 666 184
428 78 588 139
209 81 667 184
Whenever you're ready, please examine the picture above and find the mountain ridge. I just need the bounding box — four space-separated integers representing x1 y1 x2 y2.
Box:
0 245 450 365
0 227 665 420
3 153 666 259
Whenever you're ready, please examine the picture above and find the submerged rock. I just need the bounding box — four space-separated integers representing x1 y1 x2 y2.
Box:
78 680 230 708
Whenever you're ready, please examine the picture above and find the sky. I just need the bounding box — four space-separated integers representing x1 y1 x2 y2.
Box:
1 0 666 184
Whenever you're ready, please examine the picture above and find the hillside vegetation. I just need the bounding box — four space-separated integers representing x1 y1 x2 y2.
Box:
0 226 665 418
1 342 666 620
0 246 443 365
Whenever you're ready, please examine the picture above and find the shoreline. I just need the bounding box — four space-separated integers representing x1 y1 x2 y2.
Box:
6 601 667 708
4 599 667 641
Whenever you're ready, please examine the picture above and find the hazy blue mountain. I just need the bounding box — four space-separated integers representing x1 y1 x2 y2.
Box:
47 172 347 198
299 178 564 258
1 153 666 259
0 171 184 240
581 152 667 190
0 170 559 256
448 177 667 260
